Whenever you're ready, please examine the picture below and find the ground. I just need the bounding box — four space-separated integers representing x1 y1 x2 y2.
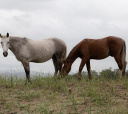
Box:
0 74 128 114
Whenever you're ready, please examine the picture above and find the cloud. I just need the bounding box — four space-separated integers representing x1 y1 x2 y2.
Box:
0 0 50 11
0 0 128 73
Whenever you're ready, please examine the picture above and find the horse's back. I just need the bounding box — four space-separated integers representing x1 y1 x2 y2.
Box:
78 36 124 59
28 38 66 62
27 38 56 62
76 38 109 59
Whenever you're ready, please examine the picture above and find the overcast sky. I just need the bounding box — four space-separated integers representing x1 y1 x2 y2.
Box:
0 0 128 74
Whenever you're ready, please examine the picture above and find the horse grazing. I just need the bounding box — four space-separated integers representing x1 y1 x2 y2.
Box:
61 36 127 79
0 33 67 84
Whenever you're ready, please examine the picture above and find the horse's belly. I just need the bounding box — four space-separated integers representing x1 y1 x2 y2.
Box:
90 49 109 60
91 54 109 60
30 53 54 63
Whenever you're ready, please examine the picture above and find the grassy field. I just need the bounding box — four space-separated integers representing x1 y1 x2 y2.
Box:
0 73 128 114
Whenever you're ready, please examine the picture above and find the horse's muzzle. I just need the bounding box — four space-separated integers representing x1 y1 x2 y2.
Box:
3 52 8 57
60 71 67 77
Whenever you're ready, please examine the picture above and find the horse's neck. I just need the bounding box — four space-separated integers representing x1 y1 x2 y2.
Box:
9 43 16 54
9 38 19 54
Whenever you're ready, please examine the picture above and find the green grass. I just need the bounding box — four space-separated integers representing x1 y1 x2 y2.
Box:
0 74 128 113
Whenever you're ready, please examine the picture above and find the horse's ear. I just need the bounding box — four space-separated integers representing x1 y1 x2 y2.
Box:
7 33 9 37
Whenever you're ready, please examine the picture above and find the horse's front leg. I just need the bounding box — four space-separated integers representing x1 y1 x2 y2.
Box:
78 58 87 79
86 60 92 79
22 61 30 85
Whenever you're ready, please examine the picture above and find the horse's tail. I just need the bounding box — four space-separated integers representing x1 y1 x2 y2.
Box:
120 40 127 75
62 44 67 60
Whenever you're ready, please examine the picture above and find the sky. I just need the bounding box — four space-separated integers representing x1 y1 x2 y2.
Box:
0 0 128 74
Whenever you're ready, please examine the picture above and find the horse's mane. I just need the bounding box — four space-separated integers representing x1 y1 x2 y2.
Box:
67 40 84 59
10 36 27 39
9 36 29 46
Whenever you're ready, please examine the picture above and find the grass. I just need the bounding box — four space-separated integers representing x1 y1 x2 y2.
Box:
0 74 128 113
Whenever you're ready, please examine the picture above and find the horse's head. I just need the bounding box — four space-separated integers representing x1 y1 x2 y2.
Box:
0 33 10 57
60 59 71 76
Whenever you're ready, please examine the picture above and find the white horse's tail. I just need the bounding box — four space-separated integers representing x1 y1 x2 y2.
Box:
120 40 127 75
62 45 67 60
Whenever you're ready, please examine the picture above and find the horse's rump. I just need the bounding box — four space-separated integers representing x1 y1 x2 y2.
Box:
52 38 67 60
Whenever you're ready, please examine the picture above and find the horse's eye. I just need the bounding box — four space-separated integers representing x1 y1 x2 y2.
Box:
1 42 2 44
7 42 9 44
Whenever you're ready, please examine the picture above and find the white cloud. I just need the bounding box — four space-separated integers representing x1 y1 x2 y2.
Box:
0 0 128 74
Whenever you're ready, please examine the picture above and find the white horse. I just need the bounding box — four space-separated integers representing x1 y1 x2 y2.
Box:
0 33 67 84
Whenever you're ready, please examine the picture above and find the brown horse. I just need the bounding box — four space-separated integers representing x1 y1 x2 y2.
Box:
61 36 127 79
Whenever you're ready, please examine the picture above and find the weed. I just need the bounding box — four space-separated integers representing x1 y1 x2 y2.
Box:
69 94 78 113
0 71 128 113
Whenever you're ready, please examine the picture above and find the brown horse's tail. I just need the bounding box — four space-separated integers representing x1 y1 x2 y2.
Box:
120 40 127 76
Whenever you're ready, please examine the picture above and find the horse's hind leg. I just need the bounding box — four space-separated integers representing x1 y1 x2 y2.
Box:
57 59 62 74
55 53 63 74
52 55 58 76
114 55 123 78
22 61 30 84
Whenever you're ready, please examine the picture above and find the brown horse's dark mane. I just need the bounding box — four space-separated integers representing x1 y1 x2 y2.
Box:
67 39 85 63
